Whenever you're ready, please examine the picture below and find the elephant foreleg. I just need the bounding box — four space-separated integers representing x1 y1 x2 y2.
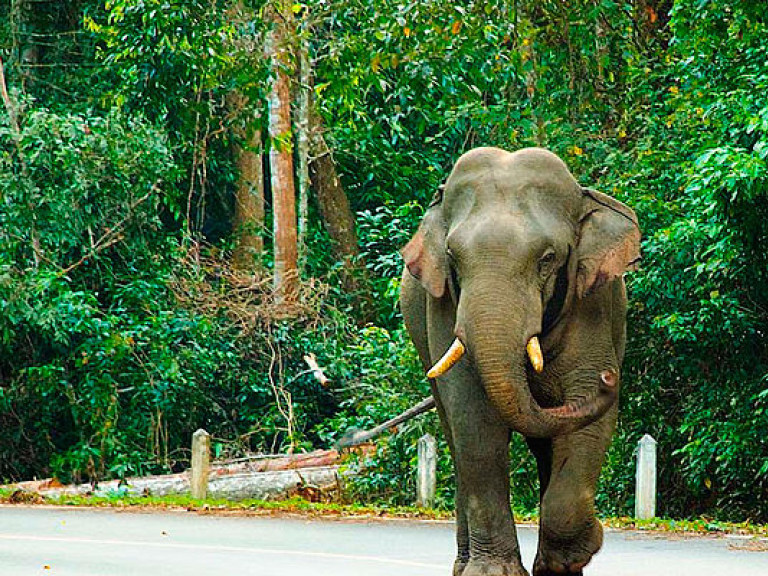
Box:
401 273 474 574
453 424 527 576
428 383 470 575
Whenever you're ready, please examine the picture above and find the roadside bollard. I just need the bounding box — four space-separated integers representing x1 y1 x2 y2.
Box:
416 434 437 508
191 429 211 499
635 434 657 519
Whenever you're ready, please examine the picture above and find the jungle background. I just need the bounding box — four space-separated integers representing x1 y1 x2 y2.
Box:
0 0 766 523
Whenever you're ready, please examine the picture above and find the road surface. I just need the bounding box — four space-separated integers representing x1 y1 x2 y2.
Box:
1 506 766 575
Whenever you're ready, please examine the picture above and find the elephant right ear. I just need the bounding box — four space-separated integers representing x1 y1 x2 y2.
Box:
401 205 448 299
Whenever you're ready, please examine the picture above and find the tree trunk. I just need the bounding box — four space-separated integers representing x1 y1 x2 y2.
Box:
594 1 608 99
295 25 310 274
227 1 265 273
308 135 359 270
267 1 298 303
308 101 371 312
10 0 42 92
230 94 265 272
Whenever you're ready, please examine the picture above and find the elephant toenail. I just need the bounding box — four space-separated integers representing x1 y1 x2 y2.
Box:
547 561 567 574
569 560 588 571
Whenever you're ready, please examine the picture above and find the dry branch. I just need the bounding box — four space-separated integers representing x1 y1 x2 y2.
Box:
336 396 436 448
58 187 157 278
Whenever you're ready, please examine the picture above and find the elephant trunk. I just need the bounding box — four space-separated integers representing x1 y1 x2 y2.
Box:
459 278 617 438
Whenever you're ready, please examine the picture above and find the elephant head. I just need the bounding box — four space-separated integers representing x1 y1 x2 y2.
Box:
401 147 640 438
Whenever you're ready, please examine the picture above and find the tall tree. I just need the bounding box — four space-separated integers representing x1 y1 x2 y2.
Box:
229 92 265 271
295 20 311 274
308 89 371 312
228 1 265 272
300 12 370 312
267 0 298 302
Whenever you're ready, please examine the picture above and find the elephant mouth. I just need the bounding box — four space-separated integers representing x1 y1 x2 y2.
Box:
428 248 570 381
432 245 570 382
427 335 544 378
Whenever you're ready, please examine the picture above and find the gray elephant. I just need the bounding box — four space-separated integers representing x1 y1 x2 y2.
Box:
399 147 640 576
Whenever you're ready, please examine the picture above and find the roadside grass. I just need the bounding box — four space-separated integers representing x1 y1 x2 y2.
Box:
602 516 768 536
1 487 765 536
0 487 453 520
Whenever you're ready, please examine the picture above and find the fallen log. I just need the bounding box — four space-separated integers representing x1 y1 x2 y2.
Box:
4 396 439 502
4 451 346 502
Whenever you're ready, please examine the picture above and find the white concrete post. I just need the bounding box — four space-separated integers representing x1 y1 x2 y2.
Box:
191 429 210 499
416 434 437 508
635 434 657 519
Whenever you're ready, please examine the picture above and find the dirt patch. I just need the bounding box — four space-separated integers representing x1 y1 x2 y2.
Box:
728 538 768 552
7 489 45 504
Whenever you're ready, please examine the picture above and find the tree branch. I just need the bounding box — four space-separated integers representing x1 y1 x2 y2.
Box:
58 186 158 278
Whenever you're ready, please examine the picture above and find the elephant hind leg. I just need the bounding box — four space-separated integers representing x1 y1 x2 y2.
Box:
526 437 553 499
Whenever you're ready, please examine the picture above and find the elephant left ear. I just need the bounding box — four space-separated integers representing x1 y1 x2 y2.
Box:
401 204 448 299
575 188 641 298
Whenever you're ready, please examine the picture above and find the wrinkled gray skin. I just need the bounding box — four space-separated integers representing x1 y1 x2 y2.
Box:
399 147 640 576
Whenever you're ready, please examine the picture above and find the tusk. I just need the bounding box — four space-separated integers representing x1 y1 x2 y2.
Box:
427 338 465 379
527 336 544 373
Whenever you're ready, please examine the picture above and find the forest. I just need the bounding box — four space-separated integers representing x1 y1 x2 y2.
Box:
0 0 766 523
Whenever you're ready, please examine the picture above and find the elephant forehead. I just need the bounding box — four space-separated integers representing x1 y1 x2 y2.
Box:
443 184 580 249
446 210 568 259
444 147 582 221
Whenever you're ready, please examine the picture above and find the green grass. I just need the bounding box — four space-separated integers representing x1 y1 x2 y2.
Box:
0 487 453 519
602 515 768 536
1 487 766 536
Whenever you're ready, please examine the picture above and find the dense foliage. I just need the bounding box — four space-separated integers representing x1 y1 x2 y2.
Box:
0 0 765 522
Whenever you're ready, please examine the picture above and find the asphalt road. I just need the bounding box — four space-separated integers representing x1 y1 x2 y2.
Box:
1 506 766 576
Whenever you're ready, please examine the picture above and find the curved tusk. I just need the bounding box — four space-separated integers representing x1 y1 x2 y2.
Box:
427 338 465 379
527 336 544 373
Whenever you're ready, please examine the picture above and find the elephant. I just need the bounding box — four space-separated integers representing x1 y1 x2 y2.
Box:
399 147 640 576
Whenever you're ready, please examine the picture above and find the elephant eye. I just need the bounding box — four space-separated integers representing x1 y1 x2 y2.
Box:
446 248 461 294
538 251 557 275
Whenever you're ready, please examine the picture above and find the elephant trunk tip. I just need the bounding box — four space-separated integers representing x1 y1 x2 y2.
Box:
541 370 619 421
600 369 618 389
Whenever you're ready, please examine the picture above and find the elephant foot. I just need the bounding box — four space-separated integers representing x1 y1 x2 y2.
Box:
461 557 530 576
453 556 469 576
532 562 584 576
533 519 602 576
532 547 591 575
